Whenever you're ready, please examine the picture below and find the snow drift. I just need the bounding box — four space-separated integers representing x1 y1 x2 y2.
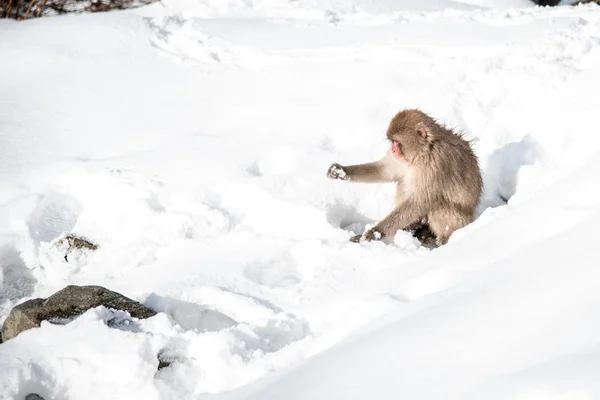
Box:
1 0 600 399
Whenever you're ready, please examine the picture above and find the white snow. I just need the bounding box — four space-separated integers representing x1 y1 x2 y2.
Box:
1 0 600 399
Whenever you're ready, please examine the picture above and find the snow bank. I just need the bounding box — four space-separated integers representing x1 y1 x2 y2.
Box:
136 0 536 20
1 0 600 399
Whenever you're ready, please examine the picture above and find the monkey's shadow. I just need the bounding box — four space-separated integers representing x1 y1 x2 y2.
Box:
326 202 438 249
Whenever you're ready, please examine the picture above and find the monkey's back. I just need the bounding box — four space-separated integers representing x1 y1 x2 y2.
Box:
417 131 483 213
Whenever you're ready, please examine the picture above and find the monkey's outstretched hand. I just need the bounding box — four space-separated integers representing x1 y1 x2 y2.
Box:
349 228 383 243
327 163 348 180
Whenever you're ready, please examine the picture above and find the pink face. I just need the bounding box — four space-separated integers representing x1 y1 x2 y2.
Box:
391 140 403 159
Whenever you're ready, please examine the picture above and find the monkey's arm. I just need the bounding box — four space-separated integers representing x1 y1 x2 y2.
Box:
351 200 427 242
327 153 398 183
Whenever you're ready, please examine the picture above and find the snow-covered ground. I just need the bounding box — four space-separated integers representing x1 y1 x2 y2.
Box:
2 0 600 399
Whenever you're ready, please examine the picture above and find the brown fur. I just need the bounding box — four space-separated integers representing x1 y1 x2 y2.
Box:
327 109 483 246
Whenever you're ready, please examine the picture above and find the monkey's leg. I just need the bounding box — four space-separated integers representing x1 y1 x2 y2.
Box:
402 217 428 234
427 205 473 246
394 216 437 247
351 201 427 242
413 224 438 247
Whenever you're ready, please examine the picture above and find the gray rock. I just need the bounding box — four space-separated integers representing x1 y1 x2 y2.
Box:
1 298 45 343
1 285 156 342
157 356 173 370
531 0 560 5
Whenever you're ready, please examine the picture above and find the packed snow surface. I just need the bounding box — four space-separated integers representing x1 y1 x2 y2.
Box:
2 0 600 399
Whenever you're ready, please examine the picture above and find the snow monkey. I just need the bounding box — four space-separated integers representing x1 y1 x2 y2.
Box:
327 109 483 246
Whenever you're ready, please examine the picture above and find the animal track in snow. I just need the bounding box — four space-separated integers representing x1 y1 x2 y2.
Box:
143 15 271 69
27 192 82 245
0 244 36 315
145 294 238 333
244 253 303 289
326 201 374 235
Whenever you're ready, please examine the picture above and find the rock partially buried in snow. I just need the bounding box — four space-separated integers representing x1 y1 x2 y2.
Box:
1 285 156 342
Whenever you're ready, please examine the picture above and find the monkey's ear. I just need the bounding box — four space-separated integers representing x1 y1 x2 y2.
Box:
416 123 429 138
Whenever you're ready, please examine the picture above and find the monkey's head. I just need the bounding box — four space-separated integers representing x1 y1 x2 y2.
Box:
386 109 433 163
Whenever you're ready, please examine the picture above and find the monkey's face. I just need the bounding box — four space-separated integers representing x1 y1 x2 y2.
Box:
386 125 428 163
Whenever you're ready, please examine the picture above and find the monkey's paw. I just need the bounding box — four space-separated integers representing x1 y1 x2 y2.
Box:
327 163 348 180
350 229 383 243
